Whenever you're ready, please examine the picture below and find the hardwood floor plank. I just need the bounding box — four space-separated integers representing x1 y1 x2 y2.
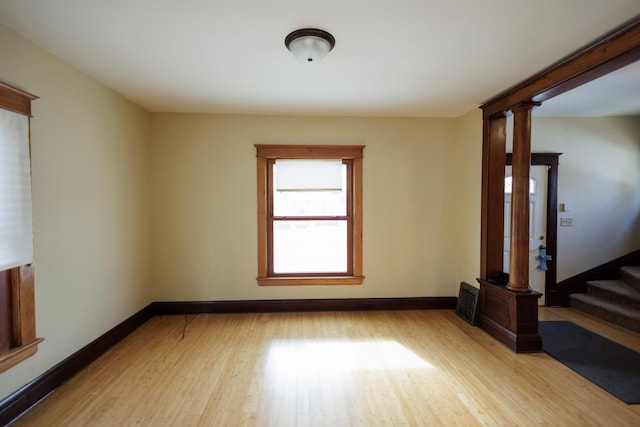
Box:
11 309 640 426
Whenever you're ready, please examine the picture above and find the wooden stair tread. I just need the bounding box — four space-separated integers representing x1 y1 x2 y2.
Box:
569 265 640 333
621 266 640 290
569 293 640 318
569 293 640 333
586 279 640 303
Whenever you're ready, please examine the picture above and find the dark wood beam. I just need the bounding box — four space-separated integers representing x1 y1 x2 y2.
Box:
482 15 640 119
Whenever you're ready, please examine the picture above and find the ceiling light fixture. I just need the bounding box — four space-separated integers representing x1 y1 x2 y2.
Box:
285 28 335 63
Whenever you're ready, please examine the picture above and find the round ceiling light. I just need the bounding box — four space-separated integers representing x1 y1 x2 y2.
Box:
285 28 335 63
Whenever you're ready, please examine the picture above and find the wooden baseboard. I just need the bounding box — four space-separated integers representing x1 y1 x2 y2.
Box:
0 296 455 425
557 249 640 306
151 297 457 315
0 304 154 426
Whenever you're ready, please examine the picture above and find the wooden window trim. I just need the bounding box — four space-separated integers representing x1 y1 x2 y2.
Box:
256 145 364 286
0 265 43 373
0 81 42 373
0 82 37 116
267 158 354 277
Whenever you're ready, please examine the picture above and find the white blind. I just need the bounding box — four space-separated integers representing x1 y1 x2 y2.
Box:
275 159 342 191
0 108 33 271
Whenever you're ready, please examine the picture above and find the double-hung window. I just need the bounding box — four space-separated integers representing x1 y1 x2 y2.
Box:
256 145 364 285
0 81 42 372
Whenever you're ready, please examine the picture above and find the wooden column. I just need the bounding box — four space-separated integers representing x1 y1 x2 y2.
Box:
506 103 539 292
480 117 506 278
478 102 542 353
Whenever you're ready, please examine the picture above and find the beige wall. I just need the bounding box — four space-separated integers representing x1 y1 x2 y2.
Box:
0 25 152 400
150 112 482 301
531 116 640 281
448 109 483 286
0 22 484 403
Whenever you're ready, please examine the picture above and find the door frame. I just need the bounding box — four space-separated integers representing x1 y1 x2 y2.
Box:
506 153 560 306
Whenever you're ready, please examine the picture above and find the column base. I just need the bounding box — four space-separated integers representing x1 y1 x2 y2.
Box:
477 278 542 353
506 283 531 293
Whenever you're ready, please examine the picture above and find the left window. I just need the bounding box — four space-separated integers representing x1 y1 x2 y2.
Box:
0 81 43 372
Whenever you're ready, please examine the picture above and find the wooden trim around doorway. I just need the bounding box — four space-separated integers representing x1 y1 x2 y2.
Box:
506 153 561 306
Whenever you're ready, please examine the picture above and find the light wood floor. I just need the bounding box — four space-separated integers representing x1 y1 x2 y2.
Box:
11 308 640 426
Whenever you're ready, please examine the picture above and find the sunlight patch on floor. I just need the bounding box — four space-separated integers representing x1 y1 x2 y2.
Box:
266 339 435 372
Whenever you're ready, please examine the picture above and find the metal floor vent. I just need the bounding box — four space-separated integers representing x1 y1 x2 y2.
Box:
456 282 479 326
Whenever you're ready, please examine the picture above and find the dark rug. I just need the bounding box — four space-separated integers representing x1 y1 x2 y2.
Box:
539 321 640 404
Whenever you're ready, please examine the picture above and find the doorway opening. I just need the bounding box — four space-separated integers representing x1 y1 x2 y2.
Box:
505 153 560 306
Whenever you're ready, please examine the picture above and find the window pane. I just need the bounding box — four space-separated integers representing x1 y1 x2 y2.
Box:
0 109 33 271
274 163 347 216
275 159 342 191
273 220 347 273
504 176 537 194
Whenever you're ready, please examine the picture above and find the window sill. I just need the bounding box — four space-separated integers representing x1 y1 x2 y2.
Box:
0 337 44 373
257 276 364 286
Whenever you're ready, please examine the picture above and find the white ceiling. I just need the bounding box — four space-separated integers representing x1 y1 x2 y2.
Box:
0 1 639 118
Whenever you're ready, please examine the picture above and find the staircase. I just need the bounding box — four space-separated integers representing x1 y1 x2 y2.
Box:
569 266 640 333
